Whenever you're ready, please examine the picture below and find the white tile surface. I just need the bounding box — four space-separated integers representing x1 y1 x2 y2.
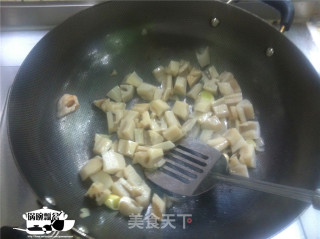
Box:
0 31 47 66
271 220 306 239
299 206 320 239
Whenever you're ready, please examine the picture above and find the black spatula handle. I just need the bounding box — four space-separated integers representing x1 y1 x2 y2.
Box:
214 174 320 210
261 0 295 31
0 226 27 239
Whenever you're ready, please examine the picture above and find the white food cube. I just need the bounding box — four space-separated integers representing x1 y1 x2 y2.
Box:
135 184 151 208
139 111 151 129
213 104 229 118
167 60 180 76
173 76 187 96
219 71 235 82
154 158 166 168
119 178 146 198
96 189 111 206
106 112 117 134
203 79 218 94
152 141 175 151
212 97 225 107
118 139 138 158
153 88 164 100
102 151 126 174
117 178 137 196
228 155 249 178
90 171 113 189
115 170 124 178
137 83 156 101
172 101 189 121
93 99 106 111
236 100 255 123
148 130 164 145
224 128 247 153
239 121 260 132
120 85 135 102
162 125 184 142
229 106 238 120
188 122 201 138
133 151 149 166
132 103 150 113
123 165 144 186
107 86 122 102
123 110 140 122
111 140 118 152
199 129 213 142
85 182 111 205
162 88 172 102
229 79 241 93
195 98 211 113
111 180 130 197
80 156 103 181
201 115 222 131
101 99 125 112
186 68 202 87
239 121 260 140
158 117 168 131
187 83 203 100
196 47 210 68
153 66 167 82
181 118 197 134
218 82 234 96
119 197 143 216
150 118 161 132
117 119 135 140
207 136 229 152
197 112 213 124
136 145 150 152
178 60 191 76
114 110 124 124
152 193 166 221
147 148 164 164
161 76 173 101
208 65 219 78
224 93 243 105
134 128 145 145
93 134 112 155
162 75 173 90
125 71 143 87
239 143 256 168
85 182 103 198
150 99 170 117
164 111 181 128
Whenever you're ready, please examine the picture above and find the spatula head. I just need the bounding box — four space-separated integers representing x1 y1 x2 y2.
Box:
145 138 228 196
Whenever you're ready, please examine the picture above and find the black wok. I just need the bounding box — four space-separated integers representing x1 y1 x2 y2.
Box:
7 1 320 239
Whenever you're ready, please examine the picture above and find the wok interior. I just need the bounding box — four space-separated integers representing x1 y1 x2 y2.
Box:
8 2 320 239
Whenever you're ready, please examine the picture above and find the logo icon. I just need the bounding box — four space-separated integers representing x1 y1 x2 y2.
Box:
14 206 75 235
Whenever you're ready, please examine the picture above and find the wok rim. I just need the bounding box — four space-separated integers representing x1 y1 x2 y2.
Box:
6 1 320 238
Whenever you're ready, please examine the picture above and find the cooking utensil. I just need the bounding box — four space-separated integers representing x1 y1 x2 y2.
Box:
146 139 320 209
146 139 226 196
7 1 320 239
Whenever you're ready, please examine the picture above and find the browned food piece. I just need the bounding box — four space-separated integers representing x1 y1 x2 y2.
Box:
57 94 79 118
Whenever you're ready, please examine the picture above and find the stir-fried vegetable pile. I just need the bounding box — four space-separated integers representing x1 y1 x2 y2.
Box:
79 48 264 219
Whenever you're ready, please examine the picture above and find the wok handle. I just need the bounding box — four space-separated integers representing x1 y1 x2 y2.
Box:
214 174 320 210
260 0 295 32
0 226 27 239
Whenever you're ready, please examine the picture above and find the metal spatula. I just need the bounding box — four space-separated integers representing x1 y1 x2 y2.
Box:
145 139 320 209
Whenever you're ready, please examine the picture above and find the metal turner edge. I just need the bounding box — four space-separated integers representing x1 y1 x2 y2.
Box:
145 139 320 210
